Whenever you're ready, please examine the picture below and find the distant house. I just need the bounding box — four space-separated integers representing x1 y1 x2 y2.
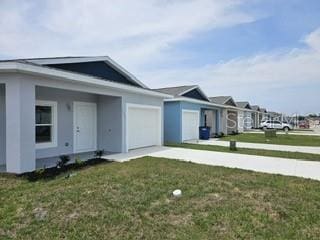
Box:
209 96 239 134
259 108 268 122
236 101 253 131
0 56 170 173
251 105 261 128
155 85 225 143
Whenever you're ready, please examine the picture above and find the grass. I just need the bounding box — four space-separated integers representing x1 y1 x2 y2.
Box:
221 133 320 146
1 157 320 239
166 143 320 162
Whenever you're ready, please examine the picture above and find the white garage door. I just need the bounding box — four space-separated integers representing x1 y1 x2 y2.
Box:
182 110 200 141
127 104 161 150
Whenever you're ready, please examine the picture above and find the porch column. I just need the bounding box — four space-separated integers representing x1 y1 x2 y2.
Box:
216 109 220 134
6 79 35 173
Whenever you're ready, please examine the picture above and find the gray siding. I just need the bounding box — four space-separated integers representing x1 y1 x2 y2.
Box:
0 84 5 165
122 93 164 152
97 96 123 153
0 72 165 172
36 87 98 159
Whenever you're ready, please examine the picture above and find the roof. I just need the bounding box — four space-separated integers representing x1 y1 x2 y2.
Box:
236 101 251 109
251 105 260 111
260 108 267 113
209 96 237 107
155 85 197 96
209 96 231 105
0 60 172 99
154 85 209 101
4 56 148 88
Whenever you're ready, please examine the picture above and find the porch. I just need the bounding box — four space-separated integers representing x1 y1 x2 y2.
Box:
0 81 124 173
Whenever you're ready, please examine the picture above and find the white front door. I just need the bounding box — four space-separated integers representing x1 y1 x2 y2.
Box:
182 110 200 141
74 102 97 153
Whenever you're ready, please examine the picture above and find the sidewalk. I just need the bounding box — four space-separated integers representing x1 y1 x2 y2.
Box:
104 146 320 181
185 139 320 154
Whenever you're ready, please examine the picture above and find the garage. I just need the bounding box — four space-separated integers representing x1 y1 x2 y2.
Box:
127 104 161 150
182 110 200 141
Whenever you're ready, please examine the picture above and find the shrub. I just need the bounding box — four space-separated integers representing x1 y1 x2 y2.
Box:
75 157 83 166
57 155 70 169
94 150 105 159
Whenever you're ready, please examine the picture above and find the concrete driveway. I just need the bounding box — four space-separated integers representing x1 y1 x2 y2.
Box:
185 139 320 154
105 146 320 181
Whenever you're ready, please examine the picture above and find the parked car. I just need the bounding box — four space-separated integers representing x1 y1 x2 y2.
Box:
260 120 293 131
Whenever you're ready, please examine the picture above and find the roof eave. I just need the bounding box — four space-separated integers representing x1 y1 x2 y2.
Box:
26 56 148 89
0 61 172 99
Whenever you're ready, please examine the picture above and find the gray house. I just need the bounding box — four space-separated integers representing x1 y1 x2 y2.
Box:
209 96 239 134
235 101 253 131
0 56 170 173
251 105 261 128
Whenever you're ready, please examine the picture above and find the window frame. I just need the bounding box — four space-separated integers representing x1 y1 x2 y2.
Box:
35 100 58 149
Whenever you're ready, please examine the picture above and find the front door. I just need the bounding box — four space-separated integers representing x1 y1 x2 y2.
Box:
74 102 97 153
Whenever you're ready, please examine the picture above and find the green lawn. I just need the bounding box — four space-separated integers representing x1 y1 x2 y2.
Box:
221 133 320 146
166 143 320 162
1 157 320 239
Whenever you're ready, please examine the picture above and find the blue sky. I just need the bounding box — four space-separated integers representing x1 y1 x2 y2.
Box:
0 0 319 115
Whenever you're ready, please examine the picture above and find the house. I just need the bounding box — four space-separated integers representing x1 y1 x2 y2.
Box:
259 108 268 123
0 56 171 173
267 111 283 121
209 96 239 134
251 105 261 128
155 85 225 143
236 101 253 131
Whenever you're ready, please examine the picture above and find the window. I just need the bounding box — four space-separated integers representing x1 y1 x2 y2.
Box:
35 101 57 149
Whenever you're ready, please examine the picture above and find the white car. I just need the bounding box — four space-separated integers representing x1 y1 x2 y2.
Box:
260 120 293 131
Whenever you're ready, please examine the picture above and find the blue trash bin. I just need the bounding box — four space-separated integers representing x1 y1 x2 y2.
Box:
199 126 211 140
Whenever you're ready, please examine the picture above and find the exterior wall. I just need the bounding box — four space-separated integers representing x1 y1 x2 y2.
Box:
36 86 99 159
163 101 182 143
163 100 223 143
204 110 218 135
243 111 252 130
97 96 122 153
227 110 238 134
0 84 5 165
122 93 164 152
237 110 244 133
0 72 165 173
1 75 36 173
221 109 228 135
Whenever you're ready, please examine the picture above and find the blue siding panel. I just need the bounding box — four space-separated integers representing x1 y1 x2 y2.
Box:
163 100 224 143
163 101 182 143
47 61 141 87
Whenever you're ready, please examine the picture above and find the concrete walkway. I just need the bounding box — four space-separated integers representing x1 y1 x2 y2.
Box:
185 139 320 154
246 129 320 136
104 146 320 181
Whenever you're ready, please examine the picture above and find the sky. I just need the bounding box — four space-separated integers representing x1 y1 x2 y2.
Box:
0 0 320 115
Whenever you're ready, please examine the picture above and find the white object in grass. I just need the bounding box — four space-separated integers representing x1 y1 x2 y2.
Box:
173 189 182 197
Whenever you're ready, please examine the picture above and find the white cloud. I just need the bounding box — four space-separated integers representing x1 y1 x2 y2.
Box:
140 28 320 114
0 0 254 68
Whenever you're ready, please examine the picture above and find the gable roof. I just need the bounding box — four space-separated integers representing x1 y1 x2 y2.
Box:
154 85 209 101
18 56 148 88
260 108 267 113
0 60 171 99
251 105 260 111
209 96 237 107
236 101 252 109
